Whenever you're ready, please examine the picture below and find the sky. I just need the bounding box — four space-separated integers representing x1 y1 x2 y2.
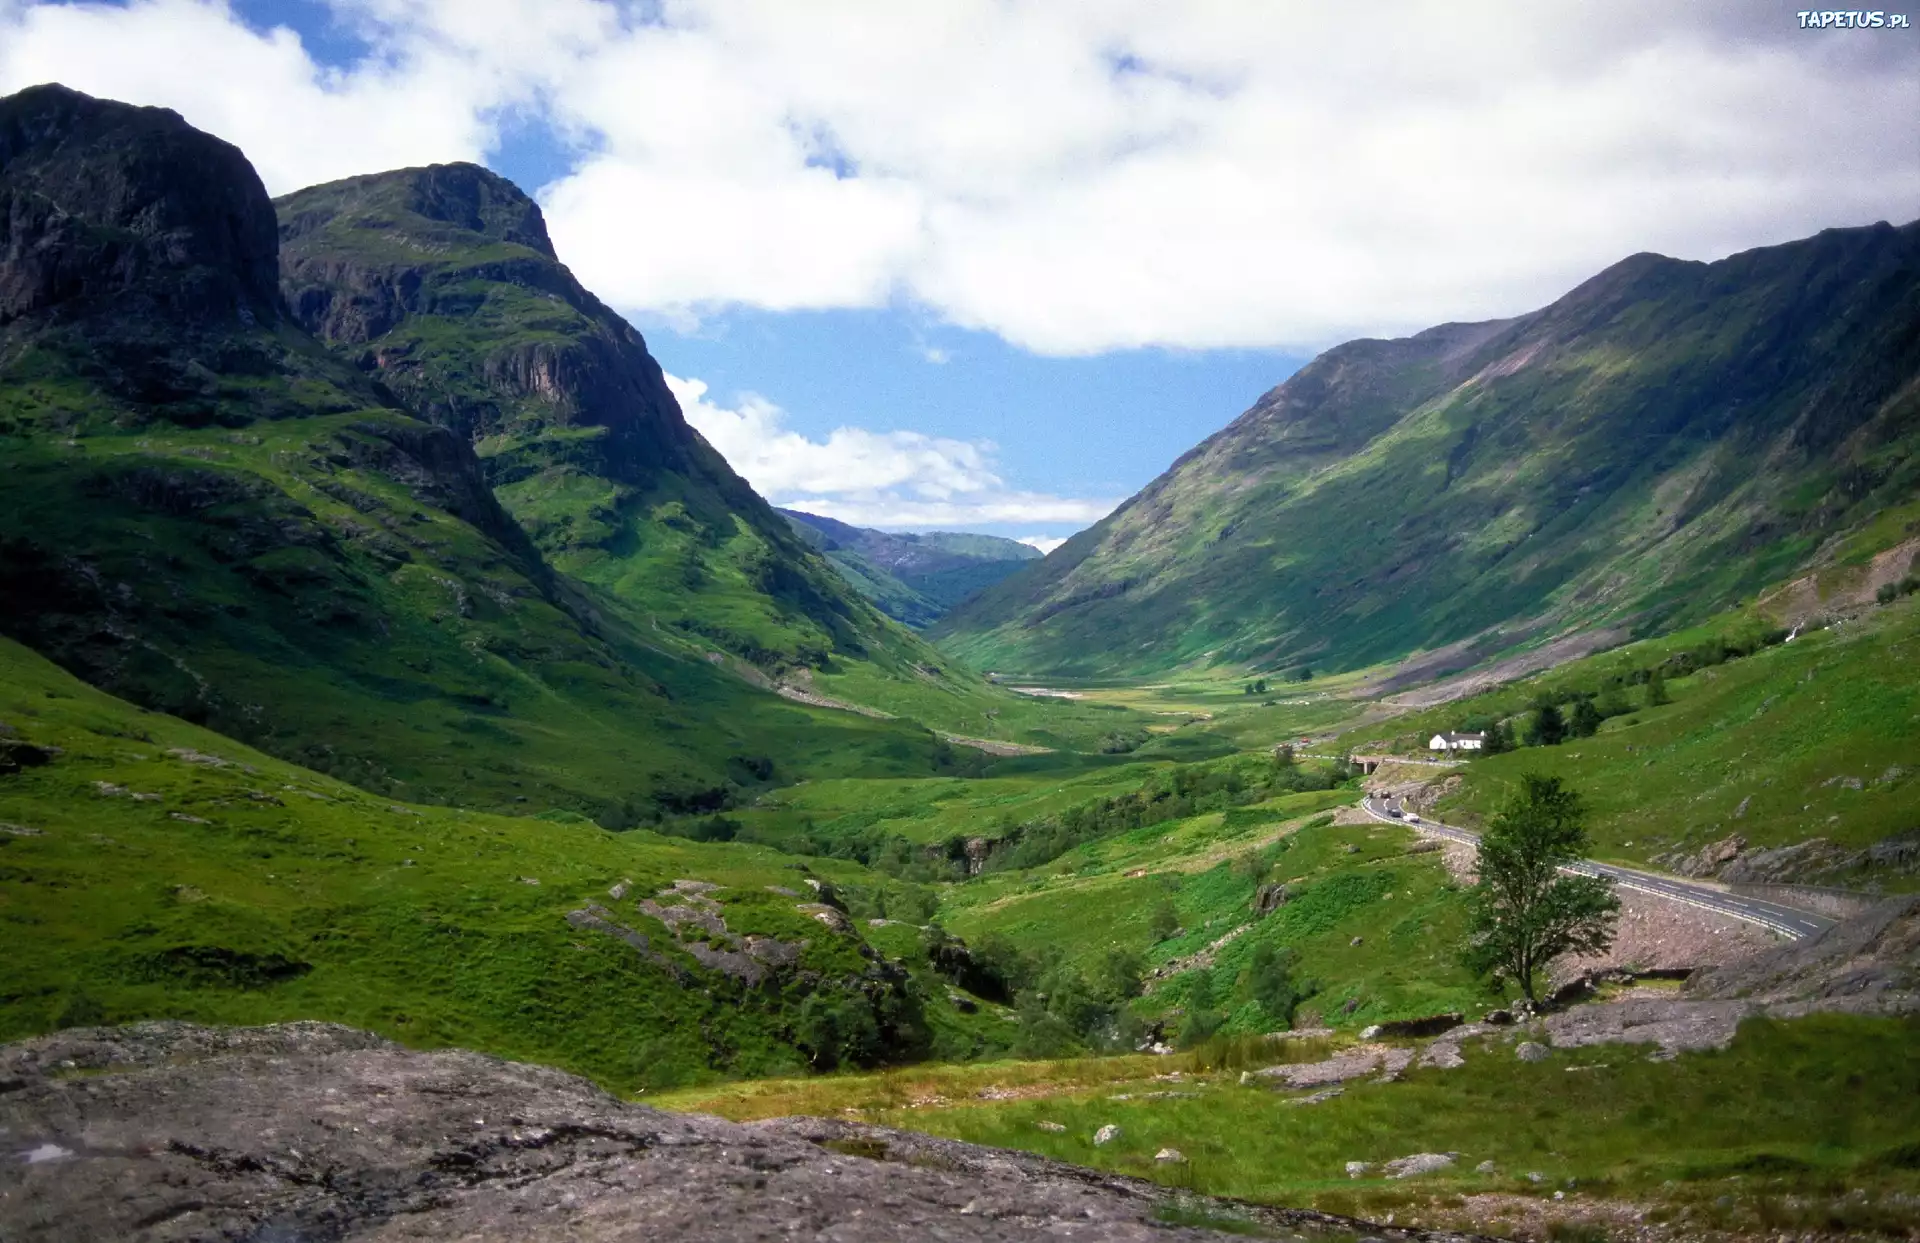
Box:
2 2 1915 549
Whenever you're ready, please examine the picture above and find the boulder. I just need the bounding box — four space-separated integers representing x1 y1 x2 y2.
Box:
1253 883 1291 916
1515 1042 1551 1063
1384 1153 1456 1179
1094 1124 1122 1146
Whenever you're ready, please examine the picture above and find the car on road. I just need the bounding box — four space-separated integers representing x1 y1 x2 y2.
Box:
1405 813 1421 824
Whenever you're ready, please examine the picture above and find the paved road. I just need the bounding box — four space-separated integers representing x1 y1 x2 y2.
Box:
1359 795 1836 940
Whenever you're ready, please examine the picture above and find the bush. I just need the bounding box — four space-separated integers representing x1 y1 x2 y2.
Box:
1178 969 1224 1047
1644 667 1671 707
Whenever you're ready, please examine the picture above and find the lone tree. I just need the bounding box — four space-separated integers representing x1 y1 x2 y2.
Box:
1527 700 1567 747
1462 774 1619 1005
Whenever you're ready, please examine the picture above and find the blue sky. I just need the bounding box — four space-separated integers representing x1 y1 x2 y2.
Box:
208 0 1308 544
4 0 1914 546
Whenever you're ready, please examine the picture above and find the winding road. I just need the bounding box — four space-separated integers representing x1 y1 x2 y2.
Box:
1359 795 1835 940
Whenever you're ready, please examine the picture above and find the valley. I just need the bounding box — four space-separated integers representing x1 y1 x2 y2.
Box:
2 79 1917 1243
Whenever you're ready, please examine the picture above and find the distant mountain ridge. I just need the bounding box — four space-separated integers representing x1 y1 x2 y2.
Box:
778 509 1039 628
935 220 1920 678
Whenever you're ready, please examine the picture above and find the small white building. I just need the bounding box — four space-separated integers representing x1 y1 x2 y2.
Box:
1429 731 1486 753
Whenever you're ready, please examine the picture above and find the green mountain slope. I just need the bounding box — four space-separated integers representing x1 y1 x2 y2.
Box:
0 85 963 818
275 166 979 695
777 508 1039 628
0 632 1012 1089
935 221 1920 678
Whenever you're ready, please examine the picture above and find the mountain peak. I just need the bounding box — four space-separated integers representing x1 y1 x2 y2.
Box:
0 81 281 325
277 162 555 260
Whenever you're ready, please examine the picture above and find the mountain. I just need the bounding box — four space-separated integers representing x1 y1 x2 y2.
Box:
777 509 1040 628
274 164 926 671
935 221 1920 679
0 84 963 819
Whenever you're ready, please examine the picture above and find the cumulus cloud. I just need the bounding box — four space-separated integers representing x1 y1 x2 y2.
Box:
2 0 1914 352
0 0 503 192
665 374 1115 530
1018 537 1068 555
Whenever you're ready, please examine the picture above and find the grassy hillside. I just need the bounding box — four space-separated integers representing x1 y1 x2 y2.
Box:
1341 593 1920 887
937 221 1920 680
940 796 1484 1034
0 633 1021 1090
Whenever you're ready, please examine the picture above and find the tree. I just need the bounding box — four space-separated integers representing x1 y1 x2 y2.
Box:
1149 899 1181 941
795 993 883 1070
1526 702 1566 747
1480 719 1515 755
1462 774 1620 1004
1568 696 1602 738
1644 667 1671 707
1245 942 1301 1026
1288 665 1312 683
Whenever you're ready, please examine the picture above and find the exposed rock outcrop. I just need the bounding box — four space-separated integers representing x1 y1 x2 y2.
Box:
1686 894 1920 1002
0 1022 1500 1242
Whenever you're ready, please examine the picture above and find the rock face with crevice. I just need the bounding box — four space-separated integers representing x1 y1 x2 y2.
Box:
0 1022 1499 1242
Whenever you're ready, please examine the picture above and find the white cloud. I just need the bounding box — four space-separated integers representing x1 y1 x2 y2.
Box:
665 374 1114 530
3 1 1915 351
0 0 500 193
1018 536 1068 555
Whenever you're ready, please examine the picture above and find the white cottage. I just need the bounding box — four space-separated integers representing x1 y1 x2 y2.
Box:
1429 731 1485 753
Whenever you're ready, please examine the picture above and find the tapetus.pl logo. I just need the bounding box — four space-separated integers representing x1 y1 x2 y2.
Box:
1796 9 1910 25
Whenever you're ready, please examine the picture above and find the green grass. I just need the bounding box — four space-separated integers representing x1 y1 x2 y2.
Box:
941 800 1486 1030
738 761 1173 848
666 1013 1920 1238
0 635 1007 1090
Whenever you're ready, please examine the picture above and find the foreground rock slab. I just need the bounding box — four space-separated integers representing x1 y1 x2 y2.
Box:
0 1022 1503 1242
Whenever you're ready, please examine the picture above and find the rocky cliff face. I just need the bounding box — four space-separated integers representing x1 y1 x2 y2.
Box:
937 221 1920 679
0 1022 1483 1242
